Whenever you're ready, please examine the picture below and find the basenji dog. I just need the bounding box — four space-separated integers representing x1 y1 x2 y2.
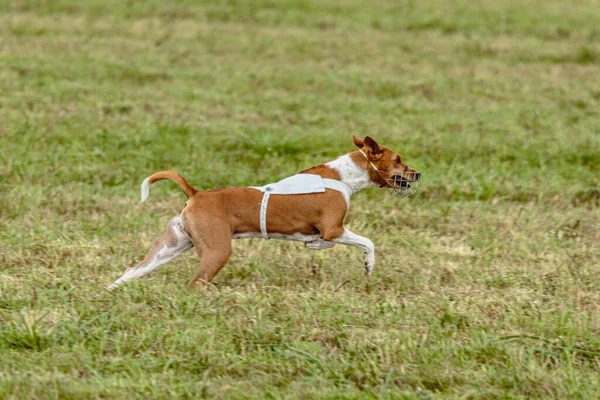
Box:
108 135 420 290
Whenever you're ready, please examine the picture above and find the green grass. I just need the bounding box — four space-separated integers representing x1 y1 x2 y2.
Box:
1 0 599 398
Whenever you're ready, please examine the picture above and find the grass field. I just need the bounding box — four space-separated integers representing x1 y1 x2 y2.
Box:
1 0 600 398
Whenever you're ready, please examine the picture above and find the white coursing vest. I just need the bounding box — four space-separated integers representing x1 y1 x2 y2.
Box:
250 174 353 239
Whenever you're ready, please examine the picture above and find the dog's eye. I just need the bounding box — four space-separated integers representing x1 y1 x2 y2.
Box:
395 157 401 164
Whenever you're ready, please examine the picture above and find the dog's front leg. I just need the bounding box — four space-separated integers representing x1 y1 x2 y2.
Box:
329 228 375 275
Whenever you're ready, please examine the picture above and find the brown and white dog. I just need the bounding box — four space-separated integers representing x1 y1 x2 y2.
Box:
108 135 420 290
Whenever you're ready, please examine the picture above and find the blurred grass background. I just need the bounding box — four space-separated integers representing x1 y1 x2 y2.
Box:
1 0 599 398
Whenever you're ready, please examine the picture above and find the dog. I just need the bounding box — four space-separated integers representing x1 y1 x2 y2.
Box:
108 135 420 290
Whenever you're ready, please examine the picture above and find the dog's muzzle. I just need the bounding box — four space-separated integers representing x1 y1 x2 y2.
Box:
358 149 421 197
382 169 421 197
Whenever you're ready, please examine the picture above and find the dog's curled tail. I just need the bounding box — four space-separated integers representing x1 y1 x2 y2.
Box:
140 171 198 203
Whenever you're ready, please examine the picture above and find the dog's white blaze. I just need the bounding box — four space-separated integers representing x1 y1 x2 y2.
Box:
326 154 376 193
140 177 151 203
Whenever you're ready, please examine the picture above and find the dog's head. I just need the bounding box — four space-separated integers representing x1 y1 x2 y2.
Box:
352 135 421 196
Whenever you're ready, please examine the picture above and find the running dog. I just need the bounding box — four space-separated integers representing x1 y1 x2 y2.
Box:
108 135 420 289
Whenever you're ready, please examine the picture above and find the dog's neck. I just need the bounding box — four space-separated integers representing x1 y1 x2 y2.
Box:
325 152 376 194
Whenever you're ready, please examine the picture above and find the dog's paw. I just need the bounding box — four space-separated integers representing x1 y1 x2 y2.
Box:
363 252 375 276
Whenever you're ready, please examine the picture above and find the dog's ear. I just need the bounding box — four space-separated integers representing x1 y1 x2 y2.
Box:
363 136 381 155
352 135 364 148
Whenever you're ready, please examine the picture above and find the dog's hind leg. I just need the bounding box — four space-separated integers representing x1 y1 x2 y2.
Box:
107 217 193 290
185 222 232 287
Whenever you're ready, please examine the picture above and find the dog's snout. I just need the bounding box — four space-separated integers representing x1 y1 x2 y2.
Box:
415 172 421 180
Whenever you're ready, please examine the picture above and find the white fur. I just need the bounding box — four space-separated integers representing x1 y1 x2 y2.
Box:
304 239 336 250
326 154 376 193
331 228 375 275
107 217 193 290
140 177 151 203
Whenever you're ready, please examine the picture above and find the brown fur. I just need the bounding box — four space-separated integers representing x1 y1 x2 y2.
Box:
147 171 197 198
